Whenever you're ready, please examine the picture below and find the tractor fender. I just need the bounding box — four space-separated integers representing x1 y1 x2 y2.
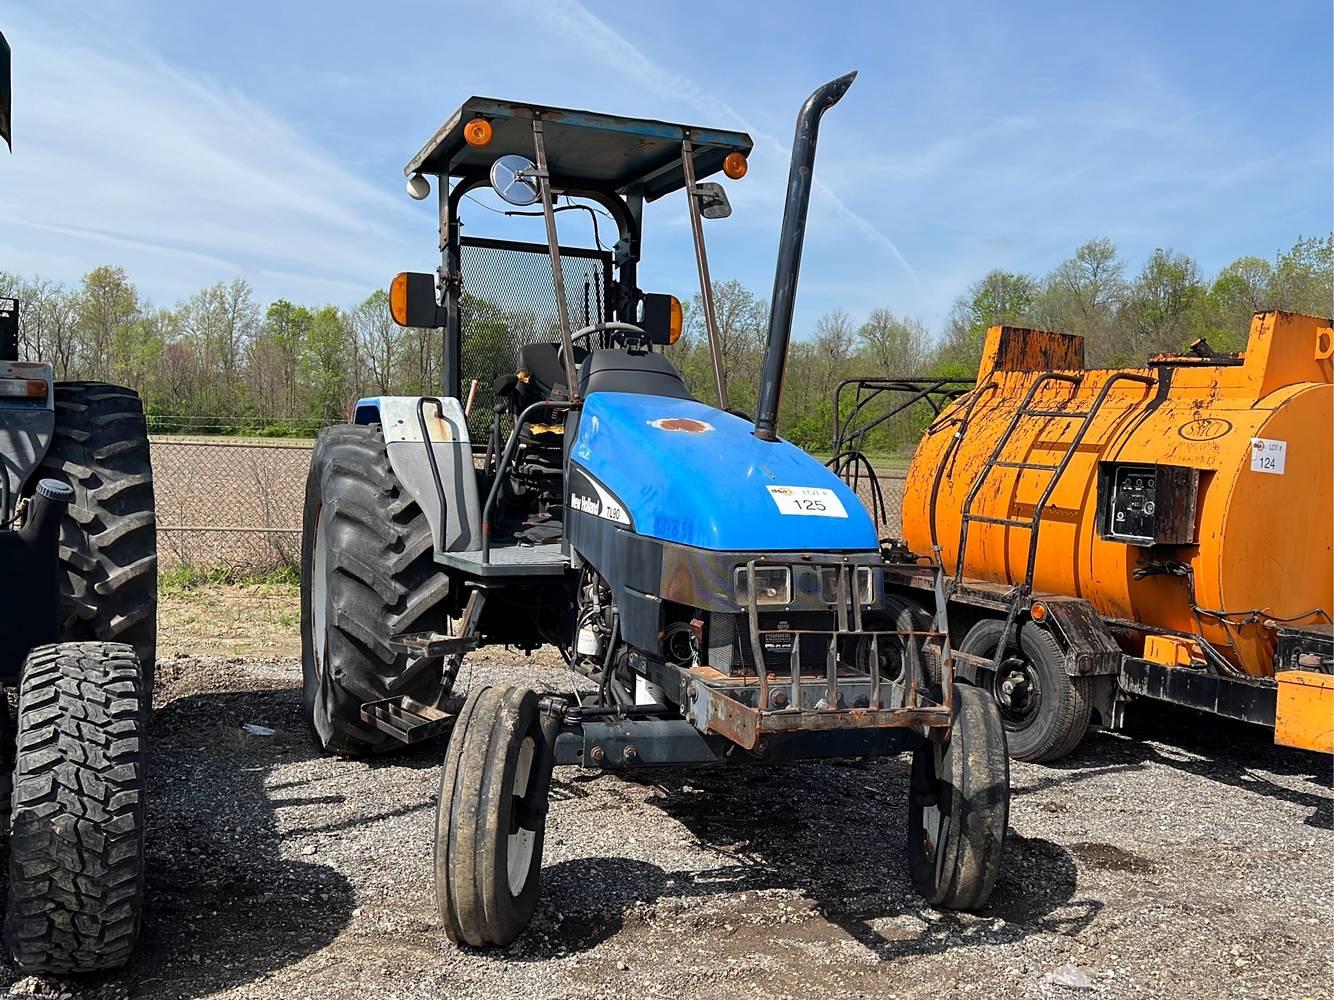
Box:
353 396 482 553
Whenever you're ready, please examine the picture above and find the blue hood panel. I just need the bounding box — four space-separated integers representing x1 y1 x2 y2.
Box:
571 392 878 552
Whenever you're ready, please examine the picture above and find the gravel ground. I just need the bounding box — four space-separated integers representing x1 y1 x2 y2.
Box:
1 589 1330 1000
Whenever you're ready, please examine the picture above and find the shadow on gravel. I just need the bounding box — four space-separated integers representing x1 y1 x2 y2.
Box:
47 681 361 999
521 760 1094 963
1021 702 1333 828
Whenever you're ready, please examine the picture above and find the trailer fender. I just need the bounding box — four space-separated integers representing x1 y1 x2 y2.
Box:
353 396 482 553
1032 596 1123 676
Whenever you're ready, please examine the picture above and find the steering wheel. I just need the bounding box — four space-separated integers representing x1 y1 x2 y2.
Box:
558 321 647 374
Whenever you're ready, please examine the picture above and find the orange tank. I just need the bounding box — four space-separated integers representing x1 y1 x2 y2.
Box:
902 311 1334 678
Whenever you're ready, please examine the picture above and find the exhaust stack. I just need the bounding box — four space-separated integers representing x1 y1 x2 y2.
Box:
753 71 856 442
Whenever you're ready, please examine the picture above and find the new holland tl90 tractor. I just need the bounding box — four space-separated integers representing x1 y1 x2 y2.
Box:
301 73 1010 947
0 31 153 974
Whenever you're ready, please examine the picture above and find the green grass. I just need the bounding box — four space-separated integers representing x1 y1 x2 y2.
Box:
811 452 913 470
160 562 300 594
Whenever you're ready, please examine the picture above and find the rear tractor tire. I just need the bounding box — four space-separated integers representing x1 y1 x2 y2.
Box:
907 683 1008 911
35 382 158 694
436 686 554 948
300 423 451 755
959 617 1091 763
5 642 148 975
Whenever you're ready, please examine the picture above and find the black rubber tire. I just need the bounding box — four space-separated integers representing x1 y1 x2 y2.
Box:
853 594 938 701
959 618 1092 764
34 382 157 693
436 685 552 948
907 684 1008 911
5 642 147 974
300 423 450 755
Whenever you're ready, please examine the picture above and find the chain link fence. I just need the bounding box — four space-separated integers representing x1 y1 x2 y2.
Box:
150 435 907 572
152 436 312 570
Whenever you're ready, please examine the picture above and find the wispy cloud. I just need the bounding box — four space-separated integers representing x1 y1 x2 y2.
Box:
523 0 917 279
0 13 418 306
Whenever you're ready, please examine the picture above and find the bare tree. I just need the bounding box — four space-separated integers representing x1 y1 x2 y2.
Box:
857 308 930 374
351 290 401 396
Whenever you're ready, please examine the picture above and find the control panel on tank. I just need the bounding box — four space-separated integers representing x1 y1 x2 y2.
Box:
1097 462 1200 547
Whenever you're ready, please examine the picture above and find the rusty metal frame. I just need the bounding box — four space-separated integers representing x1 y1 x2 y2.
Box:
676 555 955 751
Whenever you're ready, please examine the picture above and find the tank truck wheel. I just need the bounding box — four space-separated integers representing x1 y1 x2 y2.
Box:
5 642 147 974
959 618 1091 763
907 683 1008 911
851 595 939 704
34 382 157 695
301 424 450 756
436 686 554 948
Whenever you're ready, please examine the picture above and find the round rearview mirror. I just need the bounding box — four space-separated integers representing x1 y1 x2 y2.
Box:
406 173 431 201
490 154 541 206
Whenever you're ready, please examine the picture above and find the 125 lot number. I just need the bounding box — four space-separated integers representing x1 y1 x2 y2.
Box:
766 486 848 518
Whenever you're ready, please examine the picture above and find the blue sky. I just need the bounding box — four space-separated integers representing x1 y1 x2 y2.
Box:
0 0 1329 338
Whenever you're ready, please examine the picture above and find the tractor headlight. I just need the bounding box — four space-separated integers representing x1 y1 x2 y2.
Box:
734 566 792 606
819 566 874 606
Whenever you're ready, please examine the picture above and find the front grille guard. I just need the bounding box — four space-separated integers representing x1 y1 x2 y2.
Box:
681 558 955 750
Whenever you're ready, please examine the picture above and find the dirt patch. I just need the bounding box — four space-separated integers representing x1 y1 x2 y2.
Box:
1067 842 1157 874
159 583 302 658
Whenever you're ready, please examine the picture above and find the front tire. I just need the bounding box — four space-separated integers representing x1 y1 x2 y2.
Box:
907 684 1008 911
5 642 147 974
959 618 1091 763
35 382 157 693
436 686 553 948
300 423 450 755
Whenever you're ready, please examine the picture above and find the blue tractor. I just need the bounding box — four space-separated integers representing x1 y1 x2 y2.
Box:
300 74 1010 947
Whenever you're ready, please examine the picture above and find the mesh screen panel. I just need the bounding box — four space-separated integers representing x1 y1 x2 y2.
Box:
458 237 611 441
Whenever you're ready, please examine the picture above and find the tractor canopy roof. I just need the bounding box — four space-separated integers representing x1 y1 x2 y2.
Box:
404 97 753 202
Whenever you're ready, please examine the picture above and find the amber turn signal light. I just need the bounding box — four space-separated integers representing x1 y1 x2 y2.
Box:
464 118 493 147
722 151 748 180
668 296 683 344
389 273 409 326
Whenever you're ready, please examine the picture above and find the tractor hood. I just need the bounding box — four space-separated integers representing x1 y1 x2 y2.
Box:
569 392 878 552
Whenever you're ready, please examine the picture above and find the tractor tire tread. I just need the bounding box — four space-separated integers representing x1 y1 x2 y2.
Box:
5 642 147 975
34 382 157 690
301 423 450 756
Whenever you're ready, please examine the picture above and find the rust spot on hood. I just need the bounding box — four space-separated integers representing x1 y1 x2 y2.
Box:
649 417 713 433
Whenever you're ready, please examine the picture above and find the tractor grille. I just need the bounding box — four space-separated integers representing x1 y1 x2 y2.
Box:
458 237 612 441
707 611 841 677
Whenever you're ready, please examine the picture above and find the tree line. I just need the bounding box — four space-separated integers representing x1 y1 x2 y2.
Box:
1 233 1329 452
670 234 1332 451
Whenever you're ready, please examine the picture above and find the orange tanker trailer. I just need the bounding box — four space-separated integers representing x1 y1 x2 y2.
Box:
852 310 1332 761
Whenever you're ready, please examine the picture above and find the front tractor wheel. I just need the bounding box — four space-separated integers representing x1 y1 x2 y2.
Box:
436 686 554 948
5 642 147 975
907 684 1009 912
300 423 450 755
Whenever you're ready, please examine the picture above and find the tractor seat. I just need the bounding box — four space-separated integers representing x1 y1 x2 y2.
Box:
517 342 587 404
578 349 694 400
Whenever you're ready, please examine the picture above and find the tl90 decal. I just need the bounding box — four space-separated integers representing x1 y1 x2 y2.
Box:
569 466 632 526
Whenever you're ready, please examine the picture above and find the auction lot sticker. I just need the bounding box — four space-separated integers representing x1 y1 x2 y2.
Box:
1249 437 1286 475
766 485 848 517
